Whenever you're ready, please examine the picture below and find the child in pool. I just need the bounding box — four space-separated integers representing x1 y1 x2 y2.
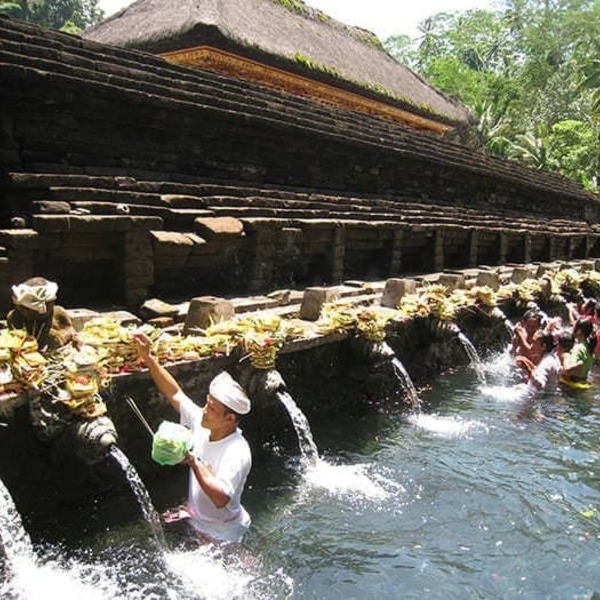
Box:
561 318 595 383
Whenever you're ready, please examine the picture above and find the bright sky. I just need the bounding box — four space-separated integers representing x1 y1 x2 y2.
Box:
97 0 495 40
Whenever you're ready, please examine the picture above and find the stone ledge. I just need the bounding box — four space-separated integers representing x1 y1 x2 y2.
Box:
194 216 244 239
0 229 39 248
31 215 163 232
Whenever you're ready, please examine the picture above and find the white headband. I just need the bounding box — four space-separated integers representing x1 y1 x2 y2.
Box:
209 371 251 415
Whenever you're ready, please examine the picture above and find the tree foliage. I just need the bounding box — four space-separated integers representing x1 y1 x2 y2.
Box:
0 0 103 33
384 0 600 190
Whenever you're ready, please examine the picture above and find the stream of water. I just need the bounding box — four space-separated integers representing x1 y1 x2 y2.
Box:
109 445 166 550
390 356 421 410
456 332 487 383
3 351 600 598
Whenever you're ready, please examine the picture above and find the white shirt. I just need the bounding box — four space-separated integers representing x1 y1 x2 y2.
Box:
527 352 561 394
179 394 252 540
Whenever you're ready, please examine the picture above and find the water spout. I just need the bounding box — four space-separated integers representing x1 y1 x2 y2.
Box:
455 330 486 383
378 342 421 410
72 416 119 465
390 357 422 411
275 391 319 466
109 446 166 550
350 338 421 410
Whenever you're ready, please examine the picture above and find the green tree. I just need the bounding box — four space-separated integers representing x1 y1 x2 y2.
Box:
384 0 600 189
1 0 103 32
384 34 418 69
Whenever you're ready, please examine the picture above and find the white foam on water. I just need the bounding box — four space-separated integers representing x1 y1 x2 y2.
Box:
166 547 251 600
1 555 121 600
407 413 488 437
165 545 294 600
482 348 514 378
304 459 403 502
480 383 528 403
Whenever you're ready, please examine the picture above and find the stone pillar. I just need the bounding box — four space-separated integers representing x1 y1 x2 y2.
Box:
511 266 530 284
468 229 479 267
547 236 556 262
300 286 340 321
122 231 154 308
438 273 465 291
568 236 576 260
330 227 345 283
248 229 276 292
586 235 595 258
381 278 416 308
476 270 500 291
523 233 532 264
499 232 509 264
433 228 444 272
389 228 404 276
184 296 235 332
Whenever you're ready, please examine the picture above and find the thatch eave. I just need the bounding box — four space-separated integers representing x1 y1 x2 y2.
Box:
84 0 474 128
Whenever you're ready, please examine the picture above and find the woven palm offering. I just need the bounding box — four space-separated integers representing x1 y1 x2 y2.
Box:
355 309 390 342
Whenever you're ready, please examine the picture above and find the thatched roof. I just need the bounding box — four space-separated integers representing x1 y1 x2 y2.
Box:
83 0 473 127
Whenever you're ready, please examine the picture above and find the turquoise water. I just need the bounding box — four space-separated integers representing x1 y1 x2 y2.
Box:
3 351 600 599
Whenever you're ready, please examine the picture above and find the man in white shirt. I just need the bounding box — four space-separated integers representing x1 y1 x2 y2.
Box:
132 332 252 543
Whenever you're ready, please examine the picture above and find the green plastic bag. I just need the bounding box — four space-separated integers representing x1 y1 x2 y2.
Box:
151 421 193 466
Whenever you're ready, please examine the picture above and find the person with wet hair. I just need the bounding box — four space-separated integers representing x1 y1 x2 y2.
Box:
556 330 575 372
512 309 544 367
516 331 561 394
562 318 596 383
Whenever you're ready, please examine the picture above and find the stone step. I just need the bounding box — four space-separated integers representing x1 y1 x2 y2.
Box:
7 170 594 235
0 44 369 155
8 26 592 204
31 214 163 232
0 20 591 204
48 186 164 206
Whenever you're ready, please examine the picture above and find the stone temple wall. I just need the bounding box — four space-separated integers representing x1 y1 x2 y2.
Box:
0 16 599 312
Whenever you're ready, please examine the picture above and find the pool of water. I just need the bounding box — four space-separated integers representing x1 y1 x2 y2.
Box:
4 350 600 599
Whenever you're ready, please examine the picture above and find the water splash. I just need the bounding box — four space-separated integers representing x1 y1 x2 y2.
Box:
491 307 515 335
1 555 120 600
274 391 404 511
0 477 35 572
407 413 488 437
481 383 529 403
166 544 294 600
275 391 319 466
456 332 486 383
482 348 514 379
0 480 124 599
304 459 403 502
109 445 166 549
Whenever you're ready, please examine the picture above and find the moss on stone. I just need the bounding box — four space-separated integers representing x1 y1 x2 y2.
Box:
272 0 309 16
293 52 340 77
